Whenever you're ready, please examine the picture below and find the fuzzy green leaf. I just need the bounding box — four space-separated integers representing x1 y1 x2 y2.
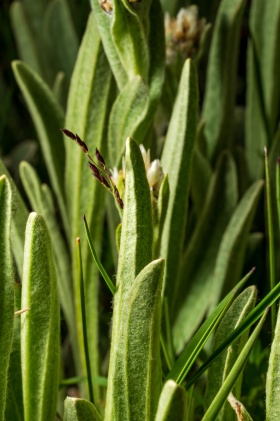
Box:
11 60 68 231
108 76 149 166
125 259 164 421
0 175 14 421
0 159 28 277
202 0 246 162
173 151 238 352
105 138 153 421
21 212 60 421
155 380 187 421
64 397 103 421
266 304 280 420
64 12 114 399
160 58 198 306
204 287 257 421
19 162 74 334
202 309 268 421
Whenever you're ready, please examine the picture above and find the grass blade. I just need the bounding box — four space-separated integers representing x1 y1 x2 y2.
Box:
264 147 276 332
166 269 254 384
202 309 268 421
204 287 257 421
21 213 60 421
185 281 280 390
0 176 14 421
76 238 94 404
83 215 116 295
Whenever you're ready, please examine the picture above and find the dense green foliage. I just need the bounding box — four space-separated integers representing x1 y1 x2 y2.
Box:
1 0 280 420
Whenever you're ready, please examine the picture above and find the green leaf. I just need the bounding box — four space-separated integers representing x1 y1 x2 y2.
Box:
64 12 114 399
202 0 246 162
266 304 280 420
10 2 43 78
173 151 238 352
64 397 103 421
166 269 254 384
105 138 153 421
89 0 128 90
155 380 187 421
21 213 60 421
186 280 280 390
204 287 257 421
11 60 68 232
108 76 150 166
245 0 280 181
0 159 28 277
19 161 74 335
125 259 164 421
43 0 79 87
153 174 170 259
201 309 268 421
209 180 263 310
159 58 198 306
0 175 14 421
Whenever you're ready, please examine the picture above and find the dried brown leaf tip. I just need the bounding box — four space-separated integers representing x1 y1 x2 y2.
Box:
100 0 113 15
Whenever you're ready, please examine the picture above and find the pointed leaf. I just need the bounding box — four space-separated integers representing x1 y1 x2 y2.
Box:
64 397 103 421
21 213 60 421
0 176 14 421
155 380 187 421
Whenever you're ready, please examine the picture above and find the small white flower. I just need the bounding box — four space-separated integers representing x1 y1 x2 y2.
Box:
147 159 164 189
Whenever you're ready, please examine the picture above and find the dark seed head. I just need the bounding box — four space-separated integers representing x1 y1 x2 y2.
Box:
88 162 101 180
61 128 76 140
101 175 110 189
76 134 88 153
117 197 124 210
95 148 106 167
114 185 120 199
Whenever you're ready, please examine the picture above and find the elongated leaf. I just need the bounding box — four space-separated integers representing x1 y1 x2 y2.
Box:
108 76 149 166
204 287 257 421
64 397 103 421
125 259 164 421
19 162 74 333
173 151 238 352
166 269 254 384
155 380 187 421
89 0 127 90
0 159 28 277
21 213 60 421
209 180 263 310
105 138 153 421
11 60 68 231
111 0 150 80
202 309 268 421
186 281 280 389
245 0 280 181
43 0 79 86
64 11 114 399
10 2 43 77
160 58 198 306
266 303 280 420
203 0 246 162
0 176 14 421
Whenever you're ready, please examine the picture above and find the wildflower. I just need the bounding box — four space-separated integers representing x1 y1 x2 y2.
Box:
165 6 206 64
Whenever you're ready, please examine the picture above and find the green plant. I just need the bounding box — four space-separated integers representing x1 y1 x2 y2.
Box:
1 0 280 420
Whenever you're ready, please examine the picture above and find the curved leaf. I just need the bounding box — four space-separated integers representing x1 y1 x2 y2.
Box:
155 380 187 421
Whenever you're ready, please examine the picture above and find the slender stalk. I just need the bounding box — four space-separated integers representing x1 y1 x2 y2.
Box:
76 237 94 404
163 297 175 367
83 215 116 295
160 335 172 371
276 158 280 232
264 147 276 333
